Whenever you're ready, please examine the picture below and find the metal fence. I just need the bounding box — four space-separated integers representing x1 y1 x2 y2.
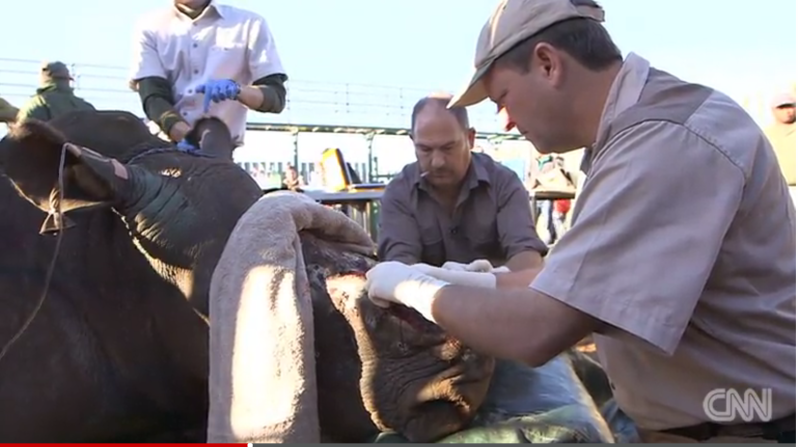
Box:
0 57 508 131
0 57 533 185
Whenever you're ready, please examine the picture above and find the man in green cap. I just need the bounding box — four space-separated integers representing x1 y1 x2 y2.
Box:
0 96 19 123
362 0 796 443
16 61 96 122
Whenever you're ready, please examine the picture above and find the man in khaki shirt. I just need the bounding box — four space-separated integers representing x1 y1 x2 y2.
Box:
364 0 796 443
763 92 796 202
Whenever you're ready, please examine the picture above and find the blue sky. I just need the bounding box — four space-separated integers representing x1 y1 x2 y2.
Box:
0 0 795 170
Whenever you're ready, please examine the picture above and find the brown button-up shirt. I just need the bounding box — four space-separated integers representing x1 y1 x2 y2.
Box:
530 52 796 431
377 152 548 266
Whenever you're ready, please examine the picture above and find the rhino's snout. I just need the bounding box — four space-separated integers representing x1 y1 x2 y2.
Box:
390 342 495 442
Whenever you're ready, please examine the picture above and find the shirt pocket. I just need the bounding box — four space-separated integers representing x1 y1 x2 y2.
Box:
206 43 247 80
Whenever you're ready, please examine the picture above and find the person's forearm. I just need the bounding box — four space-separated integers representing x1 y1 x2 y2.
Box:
137 76 188 141
169 121 191 142
236 85 266 111
494 268 541 289
428 285 570 366
504 250 544 271
237 73 287 113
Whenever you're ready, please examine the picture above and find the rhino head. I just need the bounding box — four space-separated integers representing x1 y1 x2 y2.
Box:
0 112 260 318
0 111 495 442
301 233 495 442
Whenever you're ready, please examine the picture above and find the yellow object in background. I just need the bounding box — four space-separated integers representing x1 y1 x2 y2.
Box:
320 147 349 192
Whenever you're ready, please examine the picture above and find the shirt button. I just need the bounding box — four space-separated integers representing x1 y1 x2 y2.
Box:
187 89 193 94
193 69 199 74
192 42 198 48
182 112 188 116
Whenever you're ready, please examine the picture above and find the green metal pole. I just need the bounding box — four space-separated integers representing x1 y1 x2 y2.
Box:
366 132 375 183
291 127 300 170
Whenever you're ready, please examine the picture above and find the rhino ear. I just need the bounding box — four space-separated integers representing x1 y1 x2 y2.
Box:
0 119 132 233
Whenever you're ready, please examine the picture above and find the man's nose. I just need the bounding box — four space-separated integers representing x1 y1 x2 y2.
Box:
430 153 446 169
498 107 517 132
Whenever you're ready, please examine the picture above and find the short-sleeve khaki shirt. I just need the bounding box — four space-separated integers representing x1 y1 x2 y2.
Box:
530 53 796 430
377 152 548 266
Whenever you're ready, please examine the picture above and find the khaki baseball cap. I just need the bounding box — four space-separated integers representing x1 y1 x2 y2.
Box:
448 0 606 109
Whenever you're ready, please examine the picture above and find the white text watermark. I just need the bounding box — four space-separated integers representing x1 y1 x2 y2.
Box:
703 388 773 423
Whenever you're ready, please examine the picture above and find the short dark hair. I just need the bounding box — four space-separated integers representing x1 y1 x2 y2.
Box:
495 0 622 73
410 95 470 134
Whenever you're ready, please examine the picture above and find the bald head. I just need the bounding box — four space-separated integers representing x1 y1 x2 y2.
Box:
410 93 476 192
410 93 471 135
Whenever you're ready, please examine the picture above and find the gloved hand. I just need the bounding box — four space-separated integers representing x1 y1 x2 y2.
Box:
411 263 497 289
365 261 450 323
196 79 241 113
176 138 199 153
442 259 502 273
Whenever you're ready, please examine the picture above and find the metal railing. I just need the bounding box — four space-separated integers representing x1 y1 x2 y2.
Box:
0 57 534 184
0 57 508 131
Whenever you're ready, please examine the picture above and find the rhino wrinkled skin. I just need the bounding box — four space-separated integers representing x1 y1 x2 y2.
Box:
0 111 494 442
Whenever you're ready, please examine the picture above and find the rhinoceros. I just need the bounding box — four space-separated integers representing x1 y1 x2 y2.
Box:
0 111 636 444
0 111 496 443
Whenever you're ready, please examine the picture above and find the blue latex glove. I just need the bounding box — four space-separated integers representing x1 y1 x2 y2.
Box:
176 138 199 153
196 79 241 113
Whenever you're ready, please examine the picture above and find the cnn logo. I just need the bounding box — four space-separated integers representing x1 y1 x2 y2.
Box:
703 388 773 423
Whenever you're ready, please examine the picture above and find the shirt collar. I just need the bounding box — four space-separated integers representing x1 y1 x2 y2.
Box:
581 52 651 174
172 0 224 21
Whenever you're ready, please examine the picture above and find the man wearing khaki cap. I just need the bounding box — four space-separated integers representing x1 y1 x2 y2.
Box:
364 0 796 443
763 91 796 202
16 61 96 123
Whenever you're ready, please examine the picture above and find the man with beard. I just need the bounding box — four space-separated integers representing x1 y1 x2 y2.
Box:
377 93 548 272
129 0 288 158
764 91 796 202
365 0 795 443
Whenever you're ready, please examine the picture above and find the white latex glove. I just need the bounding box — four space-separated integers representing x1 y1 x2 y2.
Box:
442 259 511 274
365 261 450 323
440 261 471 271
442 259 494 272
411 263 497 289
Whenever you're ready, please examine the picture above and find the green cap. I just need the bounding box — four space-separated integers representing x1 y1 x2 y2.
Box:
40 61 74 82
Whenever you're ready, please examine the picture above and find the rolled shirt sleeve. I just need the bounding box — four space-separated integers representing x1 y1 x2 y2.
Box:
129 19 168 82
247 16 286 81
495 173 549 258
530 121 744 355
376 181 422 264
